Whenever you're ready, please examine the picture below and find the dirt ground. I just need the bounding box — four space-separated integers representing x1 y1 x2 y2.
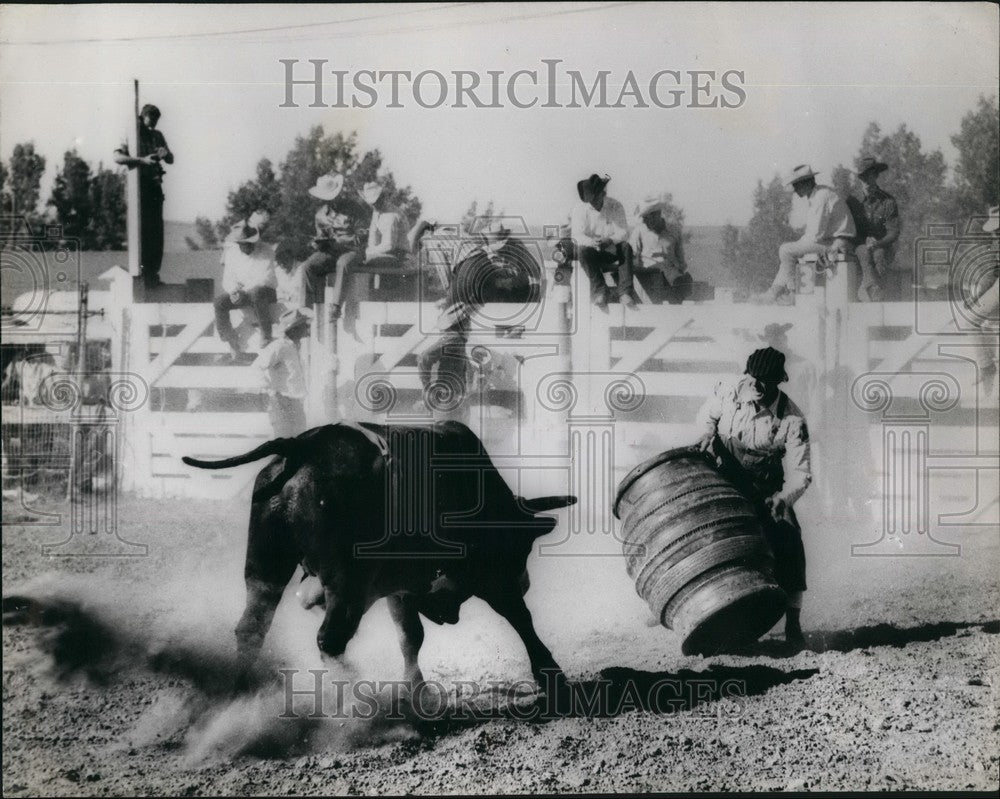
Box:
2 489 998 796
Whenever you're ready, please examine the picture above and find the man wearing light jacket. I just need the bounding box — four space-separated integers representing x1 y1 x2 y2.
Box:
757 164 856 305
696 346 813 647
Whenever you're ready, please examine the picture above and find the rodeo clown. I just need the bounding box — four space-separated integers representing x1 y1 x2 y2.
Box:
695 345 813 647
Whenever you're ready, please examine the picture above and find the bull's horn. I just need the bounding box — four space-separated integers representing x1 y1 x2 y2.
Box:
518 495 578 514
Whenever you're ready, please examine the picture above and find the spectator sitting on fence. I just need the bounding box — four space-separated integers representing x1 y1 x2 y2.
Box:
846 156 901 303
630 194 693 305
360 179 409 270
755 164 856 306
214 219 277 357
274 238 307 312
302 173 368 333
570 173 639 310
254 307 311 438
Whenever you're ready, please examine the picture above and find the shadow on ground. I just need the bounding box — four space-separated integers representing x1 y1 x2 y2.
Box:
734 619 1000 659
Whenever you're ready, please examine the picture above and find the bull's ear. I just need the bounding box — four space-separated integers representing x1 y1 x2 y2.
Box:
518 495 578 514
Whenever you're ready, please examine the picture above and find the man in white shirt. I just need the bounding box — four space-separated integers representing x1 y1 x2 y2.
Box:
758 164 856 305
361 180 409 269
254 308 310 438
630 195 692 304
696 346 813 647
214 220 277 355
570 173 638 310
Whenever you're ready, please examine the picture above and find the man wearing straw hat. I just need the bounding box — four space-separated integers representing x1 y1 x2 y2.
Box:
756 164 856 305
301 173 367 324
696 346 813 647
849 156 901 302
630 194 692 304
214 218 278 356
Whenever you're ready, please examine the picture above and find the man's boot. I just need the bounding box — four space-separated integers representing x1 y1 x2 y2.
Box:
785 607 805 648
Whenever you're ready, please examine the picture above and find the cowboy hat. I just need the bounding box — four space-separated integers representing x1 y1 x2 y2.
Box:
636 195 666 217
984 205 999 233
247 210 270 229
234 223 260 244
855 156 889 177
745 346 788 383
278 306 314 337
309 173 344 201
577 173 610 202
360 180 384 206
481 220 511 240
759 322 794 343
785 164 820 186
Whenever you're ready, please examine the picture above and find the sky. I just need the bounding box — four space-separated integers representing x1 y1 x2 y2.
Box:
1 2 997 227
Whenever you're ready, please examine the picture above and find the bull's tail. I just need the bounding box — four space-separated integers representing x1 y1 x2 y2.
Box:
182 438 299 470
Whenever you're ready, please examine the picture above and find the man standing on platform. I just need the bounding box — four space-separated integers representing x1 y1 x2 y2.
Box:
114 104 173 290
695 346 813 648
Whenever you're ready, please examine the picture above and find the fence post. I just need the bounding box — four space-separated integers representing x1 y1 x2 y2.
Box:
322 286 338 422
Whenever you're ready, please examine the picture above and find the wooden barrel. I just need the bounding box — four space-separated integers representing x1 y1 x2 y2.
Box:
614 446 786 655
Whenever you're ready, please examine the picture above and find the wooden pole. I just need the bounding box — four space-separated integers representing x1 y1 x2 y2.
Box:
323 286 339 421
126 79 141 278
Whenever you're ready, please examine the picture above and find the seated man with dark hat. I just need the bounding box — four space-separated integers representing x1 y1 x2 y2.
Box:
570 173 639 310
848 156 901 302
695 345 813 647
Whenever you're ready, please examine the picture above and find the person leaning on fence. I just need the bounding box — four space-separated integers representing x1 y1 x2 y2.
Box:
113 104 173 290
415 222 523 409
301 173 369 332
254 307 310 438
695 346 813 648
847 157 901 302
630 194 693 304
214 220 277 357
570 173 639 310
755 164 856 306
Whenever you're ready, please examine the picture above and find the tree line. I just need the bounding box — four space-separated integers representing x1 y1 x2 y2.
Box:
1 145 126 249
722 95 999 292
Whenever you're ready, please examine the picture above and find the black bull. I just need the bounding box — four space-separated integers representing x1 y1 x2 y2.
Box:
182 421 576 692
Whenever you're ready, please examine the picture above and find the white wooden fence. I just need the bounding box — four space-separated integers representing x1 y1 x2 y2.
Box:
67 258 993 549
